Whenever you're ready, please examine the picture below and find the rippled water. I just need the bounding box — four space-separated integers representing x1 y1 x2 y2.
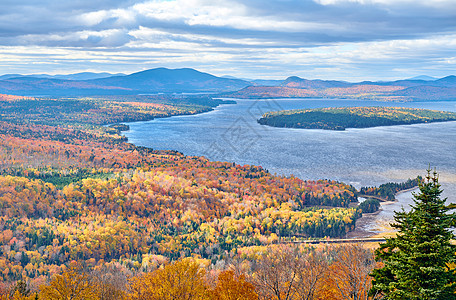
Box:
124 98 456 234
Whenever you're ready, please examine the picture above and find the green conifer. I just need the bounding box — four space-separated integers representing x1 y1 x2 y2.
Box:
370 169 456 299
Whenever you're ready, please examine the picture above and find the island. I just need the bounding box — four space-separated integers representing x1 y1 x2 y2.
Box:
257 106 456 130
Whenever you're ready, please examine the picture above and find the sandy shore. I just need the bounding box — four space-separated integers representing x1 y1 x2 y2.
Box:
347 187 419 239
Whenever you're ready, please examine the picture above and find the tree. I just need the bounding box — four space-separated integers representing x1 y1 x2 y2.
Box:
293 250 329 300
39 263 98 300
89 265 129 300
252 245 333 300
128 258 208 300
329 244 378 300
358 199 380 214
252 246 300 300
10 281 30 298
370 169 456 299
211 270 258 300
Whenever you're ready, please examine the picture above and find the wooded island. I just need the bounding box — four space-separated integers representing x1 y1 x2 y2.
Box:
258 106 456 130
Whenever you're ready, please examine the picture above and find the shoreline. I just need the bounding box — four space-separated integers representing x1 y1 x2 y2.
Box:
396 186 419 195
348 187 419 239
359 186 419 203
120 98 454 240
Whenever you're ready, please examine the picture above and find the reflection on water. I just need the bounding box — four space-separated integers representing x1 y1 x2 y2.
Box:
124 98 456 236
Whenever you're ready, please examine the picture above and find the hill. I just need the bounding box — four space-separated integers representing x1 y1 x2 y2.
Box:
226 85 321 98
281 76 351 89
392 85 456 101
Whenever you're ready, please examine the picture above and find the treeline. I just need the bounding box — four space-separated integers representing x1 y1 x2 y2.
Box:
358 198 381 213
92 94 236 107
0 244 377 300
360 176 422 201
258 107 456 130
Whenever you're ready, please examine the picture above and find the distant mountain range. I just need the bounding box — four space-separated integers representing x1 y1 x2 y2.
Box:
0 68 250 96
225 75 456 101
407 75 437 81
0 72 126 81
0 68 455 100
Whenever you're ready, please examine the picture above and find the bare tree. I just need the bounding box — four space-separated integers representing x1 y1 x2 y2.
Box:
293 250 329 300
89 264 130 300
252 245 300 300
330 244 379 300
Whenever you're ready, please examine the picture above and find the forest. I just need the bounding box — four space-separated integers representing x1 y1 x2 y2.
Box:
1 243 379 300
1 94 455 299
258 107 456 130
0 94 362 289
359 176 421 201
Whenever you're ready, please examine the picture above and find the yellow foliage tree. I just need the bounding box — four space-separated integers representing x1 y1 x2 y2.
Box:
10 291 36 300
39 264 98 300
128 258 208 300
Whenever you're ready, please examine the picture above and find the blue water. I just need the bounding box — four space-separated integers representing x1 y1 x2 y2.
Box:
124 98 456 206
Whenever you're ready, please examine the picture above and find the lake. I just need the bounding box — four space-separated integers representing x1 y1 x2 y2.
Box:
124 98 456 235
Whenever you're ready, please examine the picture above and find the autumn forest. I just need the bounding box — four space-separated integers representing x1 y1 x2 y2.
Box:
0 93 447 299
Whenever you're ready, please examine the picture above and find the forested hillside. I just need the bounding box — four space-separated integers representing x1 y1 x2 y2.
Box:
0 95 360 288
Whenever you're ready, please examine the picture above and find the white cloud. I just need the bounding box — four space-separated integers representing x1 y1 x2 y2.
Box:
128 26 282 48
315 0 455 7
131 0 334 32
79 11 110 26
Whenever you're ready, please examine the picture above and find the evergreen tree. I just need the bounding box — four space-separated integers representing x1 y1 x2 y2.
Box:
370 169 456 299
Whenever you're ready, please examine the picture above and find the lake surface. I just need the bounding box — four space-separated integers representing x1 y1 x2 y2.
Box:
124 98 456 235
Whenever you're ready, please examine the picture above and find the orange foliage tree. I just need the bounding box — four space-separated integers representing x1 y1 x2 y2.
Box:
211 270 257 300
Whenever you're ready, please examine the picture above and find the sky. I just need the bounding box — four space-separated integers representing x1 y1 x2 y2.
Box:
0 0 455 81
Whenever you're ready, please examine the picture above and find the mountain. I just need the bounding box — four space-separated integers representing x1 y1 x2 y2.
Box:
0 77 130 96
91 68 250 93
281 76 352 89
223 75 456 101
392 85 456 100
0 72 124 81
384 79 432 87
408 75 437 81
384 75 456 88
227 86 321 98
221 75 242 79
0 74 24 80
0 68 250 96
0 69 455 99
252 79 284 86
434 75 456 86
52 72 126 81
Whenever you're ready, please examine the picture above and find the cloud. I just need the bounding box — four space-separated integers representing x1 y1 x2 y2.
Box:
2 0 455 45
0 0 455 80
